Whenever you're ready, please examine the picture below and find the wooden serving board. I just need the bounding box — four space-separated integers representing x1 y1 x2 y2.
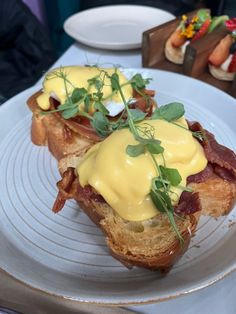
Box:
142 10 236 98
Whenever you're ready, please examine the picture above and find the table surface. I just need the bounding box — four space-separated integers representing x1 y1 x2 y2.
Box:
1 42 236 314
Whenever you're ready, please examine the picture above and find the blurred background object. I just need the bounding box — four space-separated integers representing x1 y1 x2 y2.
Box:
0 0 235 104
0 0 55 104
43 0 81 56
43 0 236 56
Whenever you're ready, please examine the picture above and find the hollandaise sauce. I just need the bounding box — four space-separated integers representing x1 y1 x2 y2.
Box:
36 66 133 114
77 118 207 221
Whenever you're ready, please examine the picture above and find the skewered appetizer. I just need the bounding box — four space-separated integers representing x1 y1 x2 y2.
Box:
208 18 236 81
165 9 228 64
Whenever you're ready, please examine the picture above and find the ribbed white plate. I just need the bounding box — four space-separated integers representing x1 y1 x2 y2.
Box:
0 69 236 305
64 5 174 50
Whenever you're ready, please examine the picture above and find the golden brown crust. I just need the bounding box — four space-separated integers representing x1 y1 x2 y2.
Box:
190 175 236 217
55 160 198 271
27 91 47 146
27 91 93 160
27 88 157 160
53 163 198 271
55 153 236 271
75 197 197 271
54 130 236 270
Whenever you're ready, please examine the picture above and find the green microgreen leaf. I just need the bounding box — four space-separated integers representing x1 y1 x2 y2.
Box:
150 187 184 243
110 72 120 92
118 109 147 129
152 103 185 122
146 142 164 154
61 105 79 119
57 99 72 111
152 177 169 190
91 111 110 137
131 73 152 90
92 91 103 101
129 109 147 121
160 166 182 187
94 101 109 115
150 189 173 213
126 144 145 157
87 76 104 90
84 95 91 112
71 87 87 103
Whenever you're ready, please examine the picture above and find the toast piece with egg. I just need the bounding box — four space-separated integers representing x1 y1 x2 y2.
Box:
51 115 236 271
27 90 93 160
54 154 199 271
27 66 156 160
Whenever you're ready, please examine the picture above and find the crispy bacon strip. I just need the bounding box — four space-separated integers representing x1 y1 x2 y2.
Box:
189 121 236 181
49 97 101 142
77 183 105 203
52 167 75 213
214 165 236 181
52 121 236 214
48 88 156 142
175 192 201 215
187 163 214 184
132 89 156 116
63 125 73 142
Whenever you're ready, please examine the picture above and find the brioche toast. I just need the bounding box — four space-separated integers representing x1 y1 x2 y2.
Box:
27 66 156 160
53 154 199 271
51 120 236 271
27 91 96 160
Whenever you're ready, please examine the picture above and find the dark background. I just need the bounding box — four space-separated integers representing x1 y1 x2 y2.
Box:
0 0 235 104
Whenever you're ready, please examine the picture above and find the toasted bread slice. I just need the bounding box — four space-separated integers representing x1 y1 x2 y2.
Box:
27 91 94 160
55 153 199 271
27 90 157 161
189 175 236 217
55 152 236 270
78 198 197 271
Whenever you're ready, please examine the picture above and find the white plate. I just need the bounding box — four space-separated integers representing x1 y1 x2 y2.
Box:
63 5 175 50
1 69 236 305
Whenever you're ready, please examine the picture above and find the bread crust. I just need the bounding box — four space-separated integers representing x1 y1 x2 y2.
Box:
28 91 48 146
56 156 200 271
27 90 157 161
27 91 93 160
189 175 236 217
55 151 236 271
76 197 197 271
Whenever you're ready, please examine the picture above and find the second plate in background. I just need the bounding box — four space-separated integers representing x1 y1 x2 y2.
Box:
64 5 175 50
